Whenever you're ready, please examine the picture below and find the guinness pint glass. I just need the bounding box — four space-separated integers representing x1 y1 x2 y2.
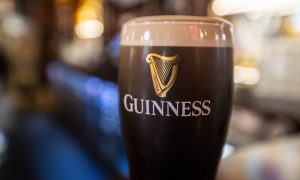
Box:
119 16 233 180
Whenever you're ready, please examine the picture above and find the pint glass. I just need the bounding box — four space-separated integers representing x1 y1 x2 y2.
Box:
118 16 233 180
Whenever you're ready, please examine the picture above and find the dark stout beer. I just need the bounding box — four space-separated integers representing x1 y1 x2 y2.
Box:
119 16 233 180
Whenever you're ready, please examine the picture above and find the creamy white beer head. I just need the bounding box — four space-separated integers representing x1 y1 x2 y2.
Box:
121 15 233 47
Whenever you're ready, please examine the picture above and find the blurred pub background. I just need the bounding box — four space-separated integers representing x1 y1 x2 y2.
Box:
0 0 300 180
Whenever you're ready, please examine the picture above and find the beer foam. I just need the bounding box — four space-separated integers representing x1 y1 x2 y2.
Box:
121 16 233 47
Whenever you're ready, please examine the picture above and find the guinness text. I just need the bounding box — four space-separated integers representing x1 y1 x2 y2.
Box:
123 93 211 117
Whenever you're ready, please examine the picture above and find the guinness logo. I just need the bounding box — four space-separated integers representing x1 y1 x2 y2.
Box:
146 53 179 97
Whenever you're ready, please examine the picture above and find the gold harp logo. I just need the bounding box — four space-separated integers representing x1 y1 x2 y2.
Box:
146 53 179 97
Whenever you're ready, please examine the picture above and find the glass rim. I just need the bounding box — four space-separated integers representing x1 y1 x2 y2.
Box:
123 15 233 28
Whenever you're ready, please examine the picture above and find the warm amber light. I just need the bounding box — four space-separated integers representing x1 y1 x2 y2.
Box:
234 65 260 85
74 0 103 39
